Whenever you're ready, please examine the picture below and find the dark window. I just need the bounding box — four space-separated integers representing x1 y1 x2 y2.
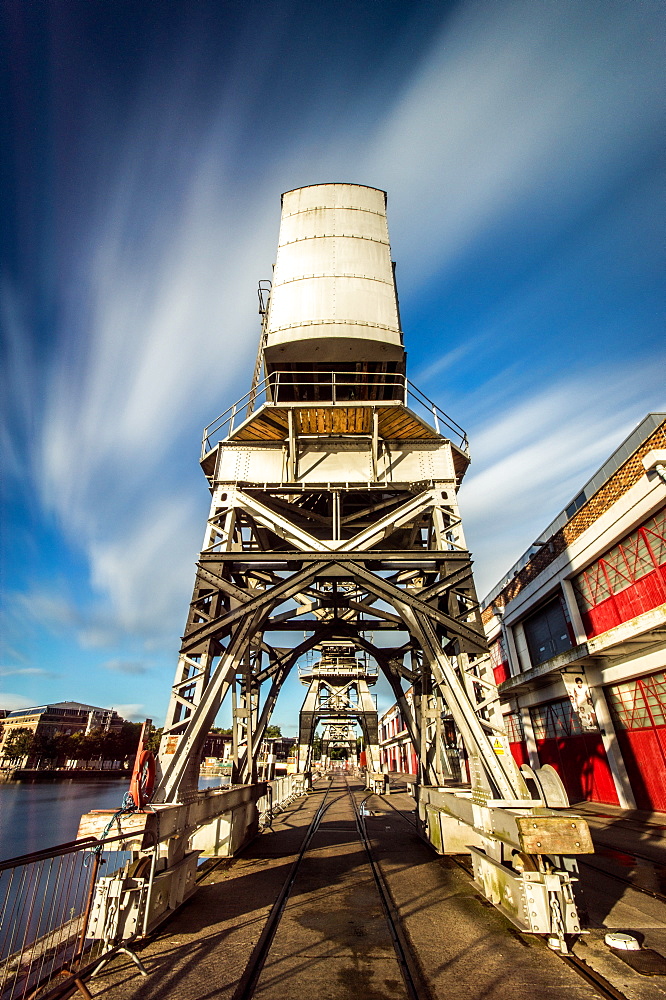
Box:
565 491 587 519
523 597 572 666
530 698 583 739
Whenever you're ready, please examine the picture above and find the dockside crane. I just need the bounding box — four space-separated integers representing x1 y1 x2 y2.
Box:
80 184 592 951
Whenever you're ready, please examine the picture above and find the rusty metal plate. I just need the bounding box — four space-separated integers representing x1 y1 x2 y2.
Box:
516 815 594 854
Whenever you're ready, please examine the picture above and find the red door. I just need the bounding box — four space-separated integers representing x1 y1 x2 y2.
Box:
503 711 529 768
530 698 619 805
605 670 666 811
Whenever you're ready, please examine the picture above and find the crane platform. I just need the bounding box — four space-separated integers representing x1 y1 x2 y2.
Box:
85 775 617 1000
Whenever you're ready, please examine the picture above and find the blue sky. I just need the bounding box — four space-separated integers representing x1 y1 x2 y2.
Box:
1 0 664 733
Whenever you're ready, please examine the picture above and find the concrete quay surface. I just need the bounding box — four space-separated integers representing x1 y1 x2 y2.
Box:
88 774 666 1000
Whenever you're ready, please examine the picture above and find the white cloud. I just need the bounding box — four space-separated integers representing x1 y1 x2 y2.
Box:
0 693 35 712
0 668 56 678
103 659 150 676
112 704 146 722
361 0 665 289
87 496 203 643
460 362 665 598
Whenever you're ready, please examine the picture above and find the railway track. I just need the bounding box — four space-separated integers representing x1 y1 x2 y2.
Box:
376 788 641 1000
577 853 666 905
229 775 431 1000
344 780 431 1000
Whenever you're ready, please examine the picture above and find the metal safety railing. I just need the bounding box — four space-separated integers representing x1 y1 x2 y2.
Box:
0 774 316 1000
257 773 309 830
201 371 469 457
0 832 152 1000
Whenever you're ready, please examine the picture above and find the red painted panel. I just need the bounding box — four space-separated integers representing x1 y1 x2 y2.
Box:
615 727 666 811
582 568 666 637
509 740 529 767
536 734 619 805
493 662 511 685
613 572 666 623
583 601 619 636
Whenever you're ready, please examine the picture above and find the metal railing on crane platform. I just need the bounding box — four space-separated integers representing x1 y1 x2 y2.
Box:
0 831 151 1000
201 371 469 458
0 773 311 1000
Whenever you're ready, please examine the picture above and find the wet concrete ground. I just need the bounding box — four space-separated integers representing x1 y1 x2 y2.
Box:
88 775 624 1000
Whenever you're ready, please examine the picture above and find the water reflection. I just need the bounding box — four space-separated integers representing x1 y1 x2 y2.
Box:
0 774 232 861
0 780 129 860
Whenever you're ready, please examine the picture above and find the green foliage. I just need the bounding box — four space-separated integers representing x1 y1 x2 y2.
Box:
146 726 163 753
3 728 34 761
2 723 142 770
265 725 282 738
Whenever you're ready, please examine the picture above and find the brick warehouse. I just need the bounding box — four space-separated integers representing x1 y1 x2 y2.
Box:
483 412 666 810
377 413 666 810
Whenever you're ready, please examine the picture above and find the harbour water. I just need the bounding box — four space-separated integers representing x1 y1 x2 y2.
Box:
0 776 227 860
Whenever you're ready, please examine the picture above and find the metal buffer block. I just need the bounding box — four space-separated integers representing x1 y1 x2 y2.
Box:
79 184 594 950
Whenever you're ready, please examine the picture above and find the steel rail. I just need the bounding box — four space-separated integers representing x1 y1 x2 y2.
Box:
368 786 635 1000
577 856 666 905
344 780 434 1000
558 953 631 1000
229 778 341 1000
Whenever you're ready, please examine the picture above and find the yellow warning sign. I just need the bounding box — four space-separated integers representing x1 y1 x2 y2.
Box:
492 738 505 755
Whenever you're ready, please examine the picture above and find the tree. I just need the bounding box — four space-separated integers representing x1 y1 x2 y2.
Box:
146 726 163 754
3 728 35 763
265 725 282 738
31 731 57 767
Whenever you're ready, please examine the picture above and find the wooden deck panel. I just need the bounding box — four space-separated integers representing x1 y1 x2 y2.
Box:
229 403 443 444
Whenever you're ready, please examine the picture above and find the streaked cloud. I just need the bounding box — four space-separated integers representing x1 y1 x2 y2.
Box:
113 703 147 723
103 659 150 676
0 693 35 712
362 0 665 289
0 667 56 678
460 360 664 598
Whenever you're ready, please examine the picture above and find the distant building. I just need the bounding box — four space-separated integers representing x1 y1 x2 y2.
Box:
0 701 125 762
263 736 297 762
202 732 233 760
482 413 666 811
379 694 417 775
200 734 297 769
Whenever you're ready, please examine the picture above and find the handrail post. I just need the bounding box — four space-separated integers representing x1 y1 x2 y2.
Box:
229 404 237 437
432 404 440 434
332 372 336 405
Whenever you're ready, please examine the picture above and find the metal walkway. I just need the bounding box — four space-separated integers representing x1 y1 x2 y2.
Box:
86 776 603 1000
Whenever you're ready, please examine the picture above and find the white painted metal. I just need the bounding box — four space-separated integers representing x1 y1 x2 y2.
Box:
130 183 594 947
264 185 404 367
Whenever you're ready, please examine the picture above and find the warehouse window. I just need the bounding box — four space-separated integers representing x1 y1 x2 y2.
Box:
573 506 666 612
523 596 573 666
489 635 508 668
606 670 666 729
530 699 584 739
504 712 524 742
